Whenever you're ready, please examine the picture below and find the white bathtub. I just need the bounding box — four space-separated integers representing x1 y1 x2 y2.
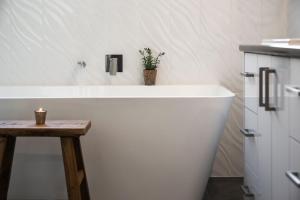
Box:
0 85 234 200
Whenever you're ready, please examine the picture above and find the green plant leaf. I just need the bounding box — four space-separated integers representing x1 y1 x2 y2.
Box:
139 48 165 70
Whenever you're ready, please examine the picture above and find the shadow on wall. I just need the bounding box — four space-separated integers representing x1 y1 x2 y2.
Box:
9 153 67 199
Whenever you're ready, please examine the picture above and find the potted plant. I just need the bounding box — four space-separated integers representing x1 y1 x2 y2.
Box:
139 48 165 85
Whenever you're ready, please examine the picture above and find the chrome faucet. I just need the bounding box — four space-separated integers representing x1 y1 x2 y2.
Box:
109 58 118 75
105 55 123 76
77 61 86 68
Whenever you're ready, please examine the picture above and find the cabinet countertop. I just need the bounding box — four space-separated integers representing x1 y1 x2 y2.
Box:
239 45 300 58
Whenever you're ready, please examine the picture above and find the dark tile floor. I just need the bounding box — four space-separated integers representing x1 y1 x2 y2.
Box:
203 177 243 200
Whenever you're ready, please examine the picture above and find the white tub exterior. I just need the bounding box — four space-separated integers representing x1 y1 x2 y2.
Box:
0 85 234 200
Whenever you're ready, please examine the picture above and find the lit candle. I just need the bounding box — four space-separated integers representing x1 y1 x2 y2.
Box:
37 108 45 112
34 107 47 125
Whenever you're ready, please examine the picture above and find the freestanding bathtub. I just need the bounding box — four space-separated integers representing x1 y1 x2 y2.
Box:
0 85 234 200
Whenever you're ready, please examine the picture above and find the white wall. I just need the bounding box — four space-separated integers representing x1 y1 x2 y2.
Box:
0 0 287 177
288 0 300 37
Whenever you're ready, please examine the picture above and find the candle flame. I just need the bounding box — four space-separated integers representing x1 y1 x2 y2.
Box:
38 108 44 112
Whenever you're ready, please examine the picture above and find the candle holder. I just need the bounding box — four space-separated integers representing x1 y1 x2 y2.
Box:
34 108 47 125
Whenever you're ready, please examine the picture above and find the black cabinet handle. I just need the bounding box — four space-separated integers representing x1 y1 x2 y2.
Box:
265 69 276 111
241 185 254 197
241 72 255 77
240 129 256 137
259 67 268 107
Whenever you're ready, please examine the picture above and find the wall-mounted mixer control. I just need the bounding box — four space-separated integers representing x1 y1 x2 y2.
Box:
106 55 123 76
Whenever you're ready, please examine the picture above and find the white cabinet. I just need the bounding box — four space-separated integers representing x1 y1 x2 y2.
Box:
243 108 259 198
242 54 273 200
270 56 290 200
256 55 272 200
256 103 271 200
289 89 300 142
288 139 300 200
244 53 259 113
288 83 300 143
286 62 300 199
244 108 259 174
242 53 292 200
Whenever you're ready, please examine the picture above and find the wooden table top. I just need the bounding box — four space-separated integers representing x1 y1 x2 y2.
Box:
0 120 91 137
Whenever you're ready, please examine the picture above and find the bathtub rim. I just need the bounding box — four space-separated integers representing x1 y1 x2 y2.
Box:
0 85 235 99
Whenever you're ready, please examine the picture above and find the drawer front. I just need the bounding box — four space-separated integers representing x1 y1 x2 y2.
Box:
289 59 300 150
244 164 258 199
290 59 300 85
244 53 259 113
244 108 259 175
288 138 300 200
257 103 272 200
288 86 300 142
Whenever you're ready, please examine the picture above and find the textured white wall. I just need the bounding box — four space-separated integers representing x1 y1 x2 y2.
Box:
0 0 287 177
288 0 300 37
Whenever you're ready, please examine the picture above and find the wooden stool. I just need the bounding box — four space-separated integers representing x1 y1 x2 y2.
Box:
0 120 91 200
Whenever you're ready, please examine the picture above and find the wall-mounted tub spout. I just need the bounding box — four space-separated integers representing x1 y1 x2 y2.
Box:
105 55 123 76
77 61 87 68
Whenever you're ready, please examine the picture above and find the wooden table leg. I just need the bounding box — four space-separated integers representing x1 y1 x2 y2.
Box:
61 137 90 200
0 136 16 200
72 137 90 200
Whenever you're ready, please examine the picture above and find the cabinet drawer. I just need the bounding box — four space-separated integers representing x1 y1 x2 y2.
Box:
288 85 300 142
244 164 258 199
290 59 300 85
244 108 259 174
288 138 300 200
244 53 259 113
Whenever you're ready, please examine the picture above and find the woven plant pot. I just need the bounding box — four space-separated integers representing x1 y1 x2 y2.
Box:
143 69 157 85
